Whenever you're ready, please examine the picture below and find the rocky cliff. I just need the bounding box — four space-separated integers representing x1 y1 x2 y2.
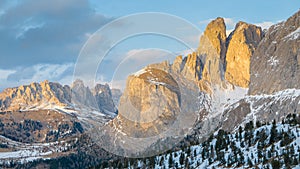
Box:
180 52 203 81
111 88 122 106
221 10 300 131
115 67 181 137
93 84 117 114
199 17 226 84
0 79 119 115
0 11 299 163
0 80 71 111
95 11 300 157
71 79 98 110
225 22 263 87
249 10 300 95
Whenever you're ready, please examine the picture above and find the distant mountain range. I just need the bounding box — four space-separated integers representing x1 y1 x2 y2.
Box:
0 10 299 169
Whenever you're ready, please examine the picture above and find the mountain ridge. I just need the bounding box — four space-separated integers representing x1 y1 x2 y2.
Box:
0 10 299 168
0 79 119 115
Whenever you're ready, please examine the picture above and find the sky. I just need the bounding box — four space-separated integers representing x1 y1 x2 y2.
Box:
0 0 299 91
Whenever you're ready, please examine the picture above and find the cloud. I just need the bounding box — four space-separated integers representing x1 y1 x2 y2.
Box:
175 48 197 56
126 49 173 61
8 63 74 82
0 0 112 69
0 69 16 80
254 21 274 30
198 19 213 26
94 48 178 90
223 18 236 28
0 63 74 91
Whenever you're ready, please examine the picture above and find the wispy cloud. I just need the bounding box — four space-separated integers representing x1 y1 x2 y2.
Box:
0 0 112 69
0 63 74 91
254 21 275 30
126 49 173 62
95 48 178 90
0 69 16 80
223 18 236 28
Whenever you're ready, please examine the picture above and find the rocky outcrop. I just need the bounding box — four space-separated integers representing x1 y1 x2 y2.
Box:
197 17 263 87
201 17 227 66
249 10 300 95
95 60 204 157
168 18 227 85
71 79 98 109
111 88 122 107
148 17 263 90
180 52 203 81
221 89 300 131
0 79 118 115
116 68 181 137
199 17 226 84
0 80 71 111
225 22 263 88
93 84 117 114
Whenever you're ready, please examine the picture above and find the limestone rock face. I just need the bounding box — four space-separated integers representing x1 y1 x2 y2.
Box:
116 68 181 137
0 80 71 111
221 89 300 131
171 55 183 74
199 17 226 84
249 10 300 95
111 88 122 106
202 17 227 64
71 80 118 114
180 52 203 81
96 63 202 157
71 79 98 109
225 22 263 88
0 79 118 115
93 84 117 114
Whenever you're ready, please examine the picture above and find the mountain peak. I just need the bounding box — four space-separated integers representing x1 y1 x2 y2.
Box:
0 79 120 115
198 17 227 84
71 79 85 88
225 21 263 87
203 17 227 57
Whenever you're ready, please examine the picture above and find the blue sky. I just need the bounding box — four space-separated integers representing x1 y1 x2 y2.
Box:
90 0 298 29
0 0 299 90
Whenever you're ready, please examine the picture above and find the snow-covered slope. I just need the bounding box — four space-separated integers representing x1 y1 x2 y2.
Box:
121 114 300 169
222 88 300 131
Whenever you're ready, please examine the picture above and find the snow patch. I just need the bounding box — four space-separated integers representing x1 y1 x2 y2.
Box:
147 79 166 86
284 27 300 41
133 68 148 76
267 56 279 66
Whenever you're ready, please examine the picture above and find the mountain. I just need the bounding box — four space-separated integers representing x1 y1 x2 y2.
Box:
94 16 266 157
0 80 120 166
198 17 226 84
0 80 71 111
225 21 263 87
0 10 299 169
111 88 122 106
249 10 300 95
105 114 300 168
0 79 118 116
221 10 300 132
93 10 299 159
93 83 117 115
